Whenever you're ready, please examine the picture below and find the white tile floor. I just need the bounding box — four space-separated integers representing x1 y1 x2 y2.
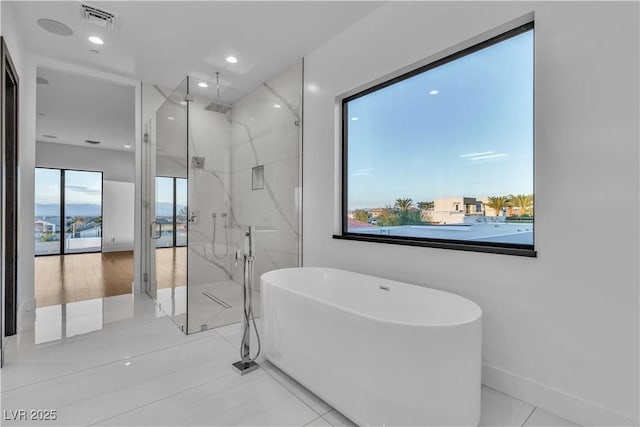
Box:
0 294 581 427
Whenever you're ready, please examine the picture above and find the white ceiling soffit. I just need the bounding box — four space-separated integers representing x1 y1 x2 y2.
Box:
36 67 135 152
10 1 383 101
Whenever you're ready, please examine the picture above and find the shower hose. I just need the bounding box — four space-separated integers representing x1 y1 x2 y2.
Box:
211 213 229 259
241 250 261 363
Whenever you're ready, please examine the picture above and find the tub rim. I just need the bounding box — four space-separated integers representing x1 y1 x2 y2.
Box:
261 266 482 328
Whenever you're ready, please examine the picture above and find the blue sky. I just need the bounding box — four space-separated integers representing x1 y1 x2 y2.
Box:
347 30 533 210
35 168 102 206
156 177 187 207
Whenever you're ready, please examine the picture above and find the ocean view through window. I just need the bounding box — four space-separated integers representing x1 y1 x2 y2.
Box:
340 22 535 256
35 168 103 255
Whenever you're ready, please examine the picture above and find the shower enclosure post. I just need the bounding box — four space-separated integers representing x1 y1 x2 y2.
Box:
232 226 260 375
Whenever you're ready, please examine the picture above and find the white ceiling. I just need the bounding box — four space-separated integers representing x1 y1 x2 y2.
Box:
36 67 135 151
10 1 382 98
10 1 382 152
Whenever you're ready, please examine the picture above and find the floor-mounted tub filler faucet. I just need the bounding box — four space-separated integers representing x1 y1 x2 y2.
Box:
232 225 261 375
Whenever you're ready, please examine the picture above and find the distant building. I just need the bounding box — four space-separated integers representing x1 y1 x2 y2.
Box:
431 197 485 224
72 223 102 238
34 219 57 239
369 208 386 219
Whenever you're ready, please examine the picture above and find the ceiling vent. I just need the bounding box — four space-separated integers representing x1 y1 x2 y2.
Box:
84 139 101 145
81 4 116 29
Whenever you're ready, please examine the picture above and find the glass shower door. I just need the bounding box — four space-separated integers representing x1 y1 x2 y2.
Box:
149 77 189 330
144 61 303 336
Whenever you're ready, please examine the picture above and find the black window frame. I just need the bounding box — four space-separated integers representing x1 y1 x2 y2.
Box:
155 176 187 248
34 167 104 256
335 21 536 257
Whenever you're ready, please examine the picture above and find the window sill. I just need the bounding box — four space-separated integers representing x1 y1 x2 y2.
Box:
332 233 537 257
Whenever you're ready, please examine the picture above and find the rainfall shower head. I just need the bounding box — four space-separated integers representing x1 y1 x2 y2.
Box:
204 102 232 114
204 72 232 114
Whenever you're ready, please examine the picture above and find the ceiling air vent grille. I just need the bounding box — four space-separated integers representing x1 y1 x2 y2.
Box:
81 4 116 29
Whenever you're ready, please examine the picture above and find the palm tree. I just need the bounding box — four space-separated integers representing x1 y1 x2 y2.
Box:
394 198 413 211
509 194 533 216
485 196 511 216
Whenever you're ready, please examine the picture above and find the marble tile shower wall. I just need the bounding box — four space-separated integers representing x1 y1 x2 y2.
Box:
187 94 235 331
230 61 302 288
187 96 234 283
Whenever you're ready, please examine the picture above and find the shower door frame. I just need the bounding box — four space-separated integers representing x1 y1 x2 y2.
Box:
140 78 191 332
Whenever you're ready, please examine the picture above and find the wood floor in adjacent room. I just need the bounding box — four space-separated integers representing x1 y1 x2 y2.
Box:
34 248 186 308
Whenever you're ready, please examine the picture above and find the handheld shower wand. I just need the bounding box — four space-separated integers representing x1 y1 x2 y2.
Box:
211 212 229 259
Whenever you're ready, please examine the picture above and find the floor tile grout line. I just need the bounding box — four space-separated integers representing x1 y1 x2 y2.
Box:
2 326 225 394
211 326 242 351
258 361 331 418
36 353 242 421
88 370 240 426
482 383 538 408
303 413 330 427
521 406 537 426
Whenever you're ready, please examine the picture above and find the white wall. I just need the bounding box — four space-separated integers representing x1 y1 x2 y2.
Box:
36 141 135 182
230 61 302 288
102 180 134 252
303 2 639 425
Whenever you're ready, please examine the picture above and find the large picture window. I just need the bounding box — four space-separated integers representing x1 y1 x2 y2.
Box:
339 22 535 256
155 176 187 248
35 168 103 255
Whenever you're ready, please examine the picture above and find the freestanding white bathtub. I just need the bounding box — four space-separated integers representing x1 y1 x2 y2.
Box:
261 267 482 426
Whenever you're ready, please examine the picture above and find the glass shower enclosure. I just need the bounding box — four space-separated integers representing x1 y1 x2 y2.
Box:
143 61 302 334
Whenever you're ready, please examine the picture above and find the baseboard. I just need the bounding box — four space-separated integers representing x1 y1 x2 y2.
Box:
102 244 134 253
482 363 638 426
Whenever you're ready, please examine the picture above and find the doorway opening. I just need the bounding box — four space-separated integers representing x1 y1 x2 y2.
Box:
34 67 135 310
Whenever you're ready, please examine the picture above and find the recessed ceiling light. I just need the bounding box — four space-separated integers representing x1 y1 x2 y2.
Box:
37 77 49 85
88 36 104 45
429 90 439 95
198 82 208 88
37 18 73 36
226 56 238 64
167 116 175 121
180 101 187 106
42 134 57 139
351 117 359 121
124 145 131 148
273 104 281 109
